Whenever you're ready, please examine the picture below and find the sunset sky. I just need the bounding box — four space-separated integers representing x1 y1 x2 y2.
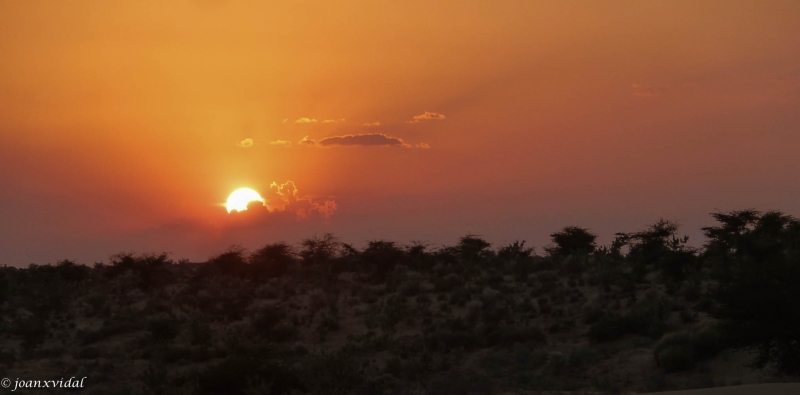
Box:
2 1 800 265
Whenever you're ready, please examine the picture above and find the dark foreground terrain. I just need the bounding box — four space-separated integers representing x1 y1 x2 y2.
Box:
1 209 798 394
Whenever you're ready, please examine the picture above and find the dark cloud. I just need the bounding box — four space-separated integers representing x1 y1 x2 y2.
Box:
318 133 410 147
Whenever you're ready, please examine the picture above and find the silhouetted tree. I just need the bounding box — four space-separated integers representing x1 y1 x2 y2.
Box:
249 242 295 280
547 227 597 257
706 210 800 374
300 233 341 266
457 234 493 261
207 246 248 277
499 240 535 281
362 240 405 282
617 220 696 282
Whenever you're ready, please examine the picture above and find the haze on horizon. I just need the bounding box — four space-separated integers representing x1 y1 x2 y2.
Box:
2 0 800 265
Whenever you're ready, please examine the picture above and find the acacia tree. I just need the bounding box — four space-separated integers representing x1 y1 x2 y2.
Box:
705 210 800 374
249 242 295 280
615 219 697 283
547 226 597 257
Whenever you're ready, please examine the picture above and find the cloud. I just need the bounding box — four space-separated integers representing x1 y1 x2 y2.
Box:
236 138 255 148
270 140 291 147
415 143 431 149
318 133 410 148
322 118 346 123
299 135 317 146
265 181 337 220
283 119 288 123
407 111 446 123
295 117 318 123
228 181 337 222
362 122 380 127
632 83 667 97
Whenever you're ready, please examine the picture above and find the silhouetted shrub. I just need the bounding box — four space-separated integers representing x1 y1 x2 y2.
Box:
656 344 695 373
362 240 406 282
207 247 248 277
457 234 494 262
13 315 47 350
450 286 472 307
679 310 698 324
303 350 366 395
147 316 181 342
189 319 212 346
79 320 143 345
54 260 90 283
196 356 304 395
484 325 547 347
300 233 341 266
433 273 462 293
0 349 16 367
706 210 800 374
75 346 102 360
587 312 628 343
249 242 295 280
547 226 597 257
568 346 605 369
428 368 493 395
161 345 194 364
652 328 725 372
692 326 725 361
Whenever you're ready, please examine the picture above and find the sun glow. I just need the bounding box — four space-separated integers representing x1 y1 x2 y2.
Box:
226 188 265 213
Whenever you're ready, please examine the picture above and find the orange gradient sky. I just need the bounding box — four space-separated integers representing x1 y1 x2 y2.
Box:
2 1 800 264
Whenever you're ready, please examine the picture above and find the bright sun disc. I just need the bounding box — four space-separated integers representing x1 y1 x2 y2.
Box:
226 188 264 213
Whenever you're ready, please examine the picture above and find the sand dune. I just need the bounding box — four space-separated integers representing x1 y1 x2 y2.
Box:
643 383 800 395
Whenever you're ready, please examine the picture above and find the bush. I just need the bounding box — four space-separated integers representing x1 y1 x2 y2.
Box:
546 352 568 375
652 328 725 372
75 346 102 360
428 368 493 395
484 325 546 348
587 293 674 343
656 345 695 372
680 281 702 302
583 305 606 325
303 350 367 395
679 310 698 324
138 364 168 395
80 321 143 345
147 316 181 342
196 356 304 395
587 313 628 343
692 327 725 361
705 210 800 373
434 273 463 293
189 319 213 346
13 315 47 350
625 292 673 338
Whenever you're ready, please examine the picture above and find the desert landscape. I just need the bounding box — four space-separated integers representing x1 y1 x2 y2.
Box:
2 1 800 394
1 210 798 394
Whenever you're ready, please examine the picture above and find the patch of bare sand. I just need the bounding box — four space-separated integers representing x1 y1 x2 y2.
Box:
640 383 800 395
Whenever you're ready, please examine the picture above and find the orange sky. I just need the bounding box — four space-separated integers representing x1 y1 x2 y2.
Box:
2 1 800 264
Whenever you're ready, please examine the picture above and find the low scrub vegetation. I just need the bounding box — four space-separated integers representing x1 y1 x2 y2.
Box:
0 209 797 393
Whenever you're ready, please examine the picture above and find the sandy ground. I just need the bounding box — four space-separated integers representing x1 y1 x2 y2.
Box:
641 383 800 395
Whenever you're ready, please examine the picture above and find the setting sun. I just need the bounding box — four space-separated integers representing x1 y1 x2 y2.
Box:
226 188 264 213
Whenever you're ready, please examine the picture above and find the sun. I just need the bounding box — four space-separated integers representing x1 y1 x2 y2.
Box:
226 188 265 213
